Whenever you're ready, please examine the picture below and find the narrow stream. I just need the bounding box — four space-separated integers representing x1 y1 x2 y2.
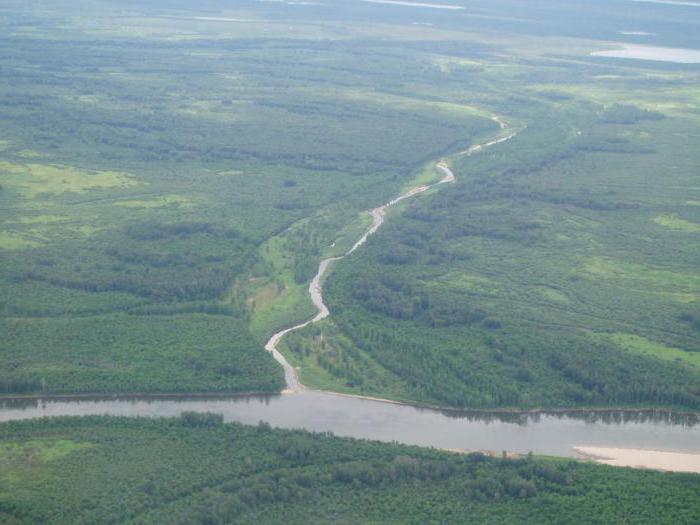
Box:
264 119 520 390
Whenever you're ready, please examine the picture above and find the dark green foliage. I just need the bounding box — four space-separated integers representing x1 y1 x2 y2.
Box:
0 1 496 395
0 315 283 394
601 104 665 125
322 105 700 410
0 416 698 524
179 411 224 427
14 223 253 301
1 0 699 406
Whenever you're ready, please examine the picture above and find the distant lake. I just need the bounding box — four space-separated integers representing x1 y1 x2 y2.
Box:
631 0 700 7
592 44 700 63
362 0 465 10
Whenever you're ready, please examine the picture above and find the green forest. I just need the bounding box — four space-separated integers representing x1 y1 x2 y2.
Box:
0 1 497 394
0 416 698 524
2 1 700 523
312 106 700 409
1 0 699 407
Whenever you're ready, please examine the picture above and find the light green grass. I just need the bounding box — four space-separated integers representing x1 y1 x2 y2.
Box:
249 234 316 340
653 214 700 233
600 333 700 368
329 88 495 121
430 272 500 295
115 195 194 208
584 256 700 291
402 162 443 193
0 161 141 197
536 286 570 304
16 150 46 159
0 232 41 250
18 215 69 224
279 319 416 400
322 211 373 258
0 439 95 464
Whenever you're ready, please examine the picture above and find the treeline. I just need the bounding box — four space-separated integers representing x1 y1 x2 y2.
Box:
0 378 43 394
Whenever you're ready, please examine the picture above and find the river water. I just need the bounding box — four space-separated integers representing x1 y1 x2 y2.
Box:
1 391 699 458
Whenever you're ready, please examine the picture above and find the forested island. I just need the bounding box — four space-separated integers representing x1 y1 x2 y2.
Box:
1 415 699 524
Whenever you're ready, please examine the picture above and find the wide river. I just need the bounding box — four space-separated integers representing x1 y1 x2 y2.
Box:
1 392 699 458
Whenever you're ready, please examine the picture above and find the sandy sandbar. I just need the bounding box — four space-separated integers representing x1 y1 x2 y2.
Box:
574 446 700 473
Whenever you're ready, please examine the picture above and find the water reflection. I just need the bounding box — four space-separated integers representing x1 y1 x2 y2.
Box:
1 393 696 426
390 403 698 427
1 391 698 457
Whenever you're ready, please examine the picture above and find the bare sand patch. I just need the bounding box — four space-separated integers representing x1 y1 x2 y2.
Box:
574 446 700 473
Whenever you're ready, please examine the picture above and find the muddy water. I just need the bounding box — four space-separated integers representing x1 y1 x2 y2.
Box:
1 392 699 458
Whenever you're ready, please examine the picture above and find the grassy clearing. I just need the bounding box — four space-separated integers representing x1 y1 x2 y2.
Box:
0 232 40 250
248 233 317 341
601 333 700 368
248 275 315 341
403 162 444 192
0 439 94 464
17 215 69 224
280 319 418 401
321 211 373 258
654 214 700 233
114 195 194 208
429 272 500 296
583 257 700 292
0 161 141 197
536 287 570 304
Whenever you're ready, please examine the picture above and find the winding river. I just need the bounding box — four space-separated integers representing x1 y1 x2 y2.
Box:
2 120 700 471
